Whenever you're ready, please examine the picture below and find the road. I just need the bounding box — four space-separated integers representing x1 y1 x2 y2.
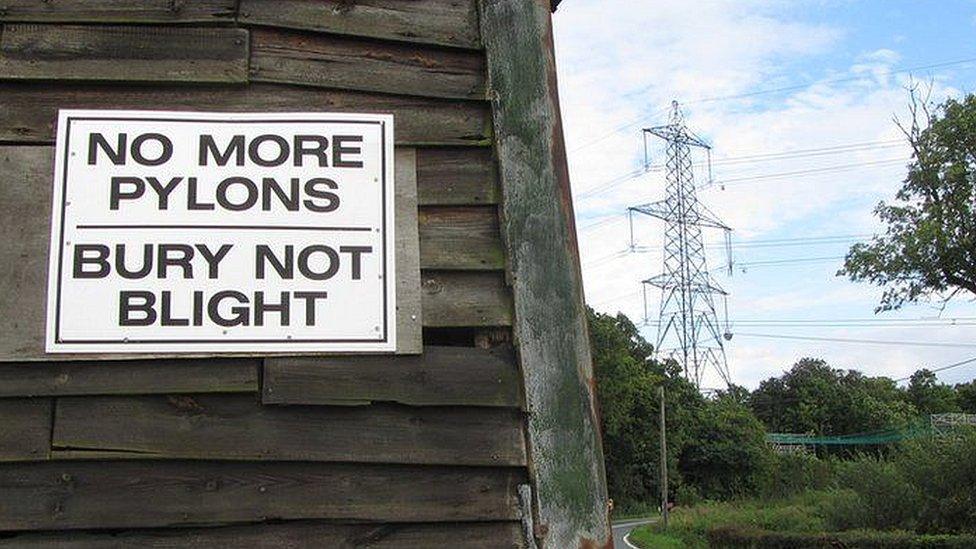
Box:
612 518 656 549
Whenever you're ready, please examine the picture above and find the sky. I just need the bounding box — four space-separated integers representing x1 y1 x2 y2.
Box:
551 0 976 389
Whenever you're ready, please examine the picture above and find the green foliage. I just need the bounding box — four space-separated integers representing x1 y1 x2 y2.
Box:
750 358 916 440
628 489 976 548
680 397 773 500
827 460 919 531
588 307 699 506
588 307 780 506
704 526 976 548
758 452 837 500
627 528 687 549
840 93 976 311
956 380 976 413
895 430 976 534
907 369 961 415
822 432 976 534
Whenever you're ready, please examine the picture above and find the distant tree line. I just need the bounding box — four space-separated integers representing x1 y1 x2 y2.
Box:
588 308 976 510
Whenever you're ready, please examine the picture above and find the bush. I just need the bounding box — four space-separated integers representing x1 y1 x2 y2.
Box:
895 430 976 534
827 458 919 531
824 431 976 534
705 526 976 548
758 452 837 500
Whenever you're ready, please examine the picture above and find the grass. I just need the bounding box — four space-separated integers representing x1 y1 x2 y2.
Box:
627 491 829 548
627 529 684 548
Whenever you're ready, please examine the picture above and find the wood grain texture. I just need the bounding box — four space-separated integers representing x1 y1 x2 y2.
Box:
0 25 248 83
264 345 520 407
417 147 499 205
0 359 258 397
419 206 504 270
52 394 526 466
0 461 523 530
395 148 423 354
421 271 512 327
0 146 49 360
239 0 481 50
481 0 612 546
0 399 51 461
0 0 237 23
250 28 486 100
0 521 525 548
0 83 491 145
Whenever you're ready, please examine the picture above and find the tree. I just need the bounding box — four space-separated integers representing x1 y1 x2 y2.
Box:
956 380 976 413
839 91 976 311
905 369 960 415
750 358 916 436
679 397 772 500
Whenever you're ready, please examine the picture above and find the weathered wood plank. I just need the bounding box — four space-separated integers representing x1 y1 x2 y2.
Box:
239 0 481 50
0 461 523 530
0 25 248 83
0 83 491 145
0 521 525 548
419 206 504 270
417 147 499 205
0 0 237 23
421 271 512 327
53 395 526 466
264 346 520 407
0 399 51 461
0 146 49 360
395 148 423 354
0 359 258 397
480 1 612 546
250 28 486 100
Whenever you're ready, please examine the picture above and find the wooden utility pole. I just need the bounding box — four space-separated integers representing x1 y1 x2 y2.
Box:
659 385 669 528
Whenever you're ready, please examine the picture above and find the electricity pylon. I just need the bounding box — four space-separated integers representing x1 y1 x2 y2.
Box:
629 101 732 387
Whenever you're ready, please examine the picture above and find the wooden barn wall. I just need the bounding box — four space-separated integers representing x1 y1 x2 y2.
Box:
0 2 530 546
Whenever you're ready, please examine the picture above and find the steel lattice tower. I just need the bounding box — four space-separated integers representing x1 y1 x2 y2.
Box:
629 101 732 387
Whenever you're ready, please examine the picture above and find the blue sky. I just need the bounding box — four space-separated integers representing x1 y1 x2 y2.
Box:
552 1 976 389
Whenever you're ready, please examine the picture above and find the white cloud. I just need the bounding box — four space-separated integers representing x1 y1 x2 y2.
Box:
555 1 976 388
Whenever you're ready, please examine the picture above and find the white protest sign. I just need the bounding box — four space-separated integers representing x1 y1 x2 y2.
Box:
46 110 396 353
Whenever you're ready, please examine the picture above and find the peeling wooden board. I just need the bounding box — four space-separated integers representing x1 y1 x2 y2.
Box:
421 271 512 327
0 521 526 548
264 346 520 407
0 83 491 145
250 28 486 100
395 148 422 354
0 461 523 530
0 399 51 461
52 395 526 466
419 206 504 270
417 147 499 205
480 0 612 546
0 25 248 83
239 0 481 50
0 359 258 397
0 0 238 23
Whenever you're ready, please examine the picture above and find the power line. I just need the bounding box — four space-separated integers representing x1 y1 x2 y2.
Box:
894 355 976 382
684 56 976 106
733 332 976 349
702 157 908 190
566 55 976 154
573 138 907 200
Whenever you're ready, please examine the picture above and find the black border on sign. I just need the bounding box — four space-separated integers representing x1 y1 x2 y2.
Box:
54 115 391 346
